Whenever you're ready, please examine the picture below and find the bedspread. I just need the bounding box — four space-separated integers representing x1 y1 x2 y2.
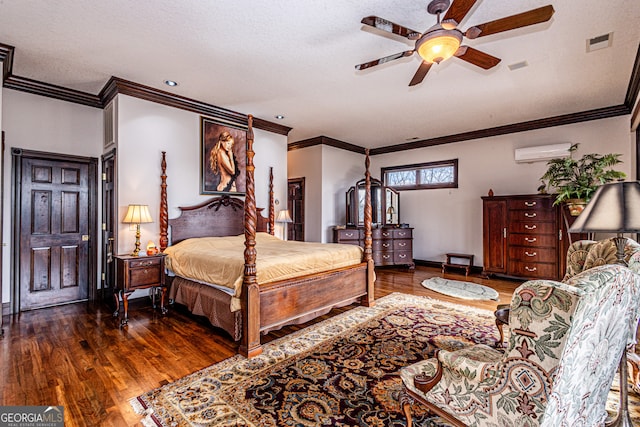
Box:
164 232 363 311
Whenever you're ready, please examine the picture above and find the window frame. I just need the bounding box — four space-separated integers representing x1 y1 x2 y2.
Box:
381 159 459 191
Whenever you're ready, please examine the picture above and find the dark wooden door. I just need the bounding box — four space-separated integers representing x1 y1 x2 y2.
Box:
482 198 507 274
101 150 116 302
288 178 305 241
13 150 97 311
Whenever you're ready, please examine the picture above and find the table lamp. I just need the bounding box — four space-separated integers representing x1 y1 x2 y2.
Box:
122 204 154 256
276 209 293 240
569 180 640 427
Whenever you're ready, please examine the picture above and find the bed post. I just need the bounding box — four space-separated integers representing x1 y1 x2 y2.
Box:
159 151 169 252
240 115 262 358
362 149 376 307
269 166 275 235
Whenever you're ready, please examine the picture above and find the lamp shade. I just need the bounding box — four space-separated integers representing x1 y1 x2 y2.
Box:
276 209 293 223
122 204 153 224
569 181 640 233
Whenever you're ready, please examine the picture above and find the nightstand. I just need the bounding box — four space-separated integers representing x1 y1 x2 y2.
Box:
113 253 167 326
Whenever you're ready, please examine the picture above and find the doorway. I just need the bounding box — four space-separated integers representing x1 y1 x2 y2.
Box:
287 178 305 241
101 149 116 302
12 149 98 311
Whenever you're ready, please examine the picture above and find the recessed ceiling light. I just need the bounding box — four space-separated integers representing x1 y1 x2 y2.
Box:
164 80 178 87
275 115 285 120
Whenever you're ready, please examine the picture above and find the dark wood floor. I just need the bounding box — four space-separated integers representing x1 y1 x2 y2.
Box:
0 266 522 426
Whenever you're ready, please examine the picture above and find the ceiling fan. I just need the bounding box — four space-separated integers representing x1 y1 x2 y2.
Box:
355 0 554 86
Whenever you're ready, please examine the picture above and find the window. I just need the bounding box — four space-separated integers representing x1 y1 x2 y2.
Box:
382 159 458 190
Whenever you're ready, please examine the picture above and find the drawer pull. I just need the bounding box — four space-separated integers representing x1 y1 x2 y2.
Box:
524 213 537 218
383 255 391 259
524 225 537 230
383 243 390 248
143 269 149 274
398 254 407 258
524 237 537 243
345 232 355 237
525 251 537 257
398 232 408 237
524 201 537 207
525 266 537 272
382 232 391 237
398 242 406 247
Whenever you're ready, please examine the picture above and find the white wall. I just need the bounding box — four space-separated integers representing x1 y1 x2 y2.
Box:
288 145 323 242
321 146 366 242
287 144 364 243
368 115 635 265
1 89 103 303
115 95 288 255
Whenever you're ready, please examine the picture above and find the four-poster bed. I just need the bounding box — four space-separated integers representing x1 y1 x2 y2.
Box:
159 115 375 358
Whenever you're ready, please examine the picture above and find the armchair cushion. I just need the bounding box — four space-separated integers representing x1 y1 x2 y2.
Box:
564 238 640 281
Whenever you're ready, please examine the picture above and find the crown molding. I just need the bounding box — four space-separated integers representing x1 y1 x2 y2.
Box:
0 43 15 81
4 74 102 107
100 76 247 125
1 46 291 136
101 77 292 136
625 44 640 110
369 104 630 155
288 136 365 154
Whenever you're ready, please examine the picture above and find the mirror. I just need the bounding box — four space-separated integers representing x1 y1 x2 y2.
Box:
385 186 399 225
346 178 399 226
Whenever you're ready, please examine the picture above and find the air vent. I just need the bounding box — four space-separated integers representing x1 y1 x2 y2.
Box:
508 61 528 71
586 33 613 52
103 102 116 150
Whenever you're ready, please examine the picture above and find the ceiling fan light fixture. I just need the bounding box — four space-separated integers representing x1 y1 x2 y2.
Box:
416 28 462 64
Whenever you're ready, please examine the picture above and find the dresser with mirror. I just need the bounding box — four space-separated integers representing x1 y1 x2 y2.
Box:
334 178 414 269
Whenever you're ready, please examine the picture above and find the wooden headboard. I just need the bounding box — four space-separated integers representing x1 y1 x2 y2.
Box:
167 195 269 245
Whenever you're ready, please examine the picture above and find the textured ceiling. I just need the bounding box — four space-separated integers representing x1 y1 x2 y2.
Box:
0 0 639 149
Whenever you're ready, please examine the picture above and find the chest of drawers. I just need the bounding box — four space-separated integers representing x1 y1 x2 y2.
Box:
334 226 414 269
482 194 563 280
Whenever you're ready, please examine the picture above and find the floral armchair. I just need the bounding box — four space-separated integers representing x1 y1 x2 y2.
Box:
399 264 640 427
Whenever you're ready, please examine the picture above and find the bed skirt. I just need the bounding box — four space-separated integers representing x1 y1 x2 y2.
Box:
169 276 241 341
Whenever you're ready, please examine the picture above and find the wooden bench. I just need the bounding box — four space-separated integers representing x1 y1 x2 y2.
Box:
442 253 474 276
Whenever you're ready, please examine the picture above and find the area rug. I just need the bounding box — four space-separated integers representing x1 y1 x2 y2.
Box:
421 276 500 301
131 293 638 426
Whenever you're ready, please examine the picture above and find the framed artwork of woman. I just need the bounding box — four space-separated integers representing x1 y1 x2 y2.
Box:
200 117 247 195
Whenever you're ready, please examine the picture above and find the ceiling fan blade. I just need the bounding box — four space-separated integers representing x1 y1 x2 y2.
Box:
409 61 433 86
455 46 501 69
442 0 480 27
465 5 555 39
355 50 414 71
361 16 421 40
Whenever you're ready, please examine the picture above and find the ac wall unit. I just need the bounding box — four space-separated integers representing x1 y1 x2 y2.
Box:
514 143 571 163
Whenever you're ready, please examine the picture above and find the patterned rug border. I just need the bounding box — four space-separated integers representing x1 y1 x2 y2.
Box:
131 292 498 426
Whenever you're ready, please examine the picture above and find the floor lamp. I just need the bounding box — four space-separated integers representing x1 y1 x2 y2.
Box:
569 181 640 427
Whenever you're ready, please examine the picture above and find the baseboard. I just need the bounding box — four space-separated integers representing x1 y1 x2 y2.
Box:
413 259 484 275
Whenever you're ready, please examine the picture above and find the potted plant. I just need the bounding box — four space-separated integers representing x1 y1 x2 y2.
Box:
537 143 626 215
